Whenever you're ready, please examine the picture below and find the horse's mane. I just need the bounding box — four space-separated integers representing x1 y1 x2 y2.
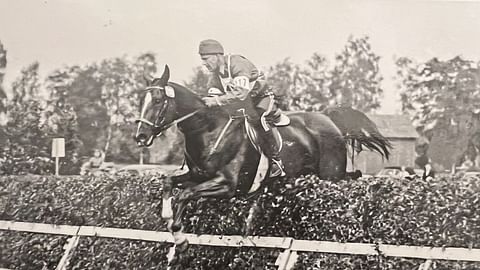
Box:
163 81 229 131
166 81 205 103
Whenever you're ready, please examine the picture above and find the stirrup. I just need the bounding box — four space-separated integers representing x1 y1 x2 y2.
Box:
270 159 286 177
274 114 290 127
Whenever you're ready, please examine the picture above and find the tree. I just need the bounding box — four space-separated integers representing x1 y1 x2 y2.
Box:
396 56 480 169
184 66 209 96
44 69 83 174
44 53 170 164
11 62 41 104
0 63 53 174
266 55 331 111
266 58 299 110
265 36 383 112
329 36 383 112
0 41 7 122
45 65 108 158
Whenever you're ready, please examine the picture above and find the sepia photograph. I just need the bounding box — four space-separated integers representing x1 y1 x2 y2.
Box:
0 0 479 269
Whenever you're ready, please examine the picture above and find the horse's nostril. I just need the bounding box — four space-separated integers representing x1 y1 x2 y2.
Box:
135 134 147 143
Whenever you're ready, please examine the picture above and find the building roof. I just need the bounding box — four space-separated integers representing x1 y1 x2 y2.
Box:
367 114 419 139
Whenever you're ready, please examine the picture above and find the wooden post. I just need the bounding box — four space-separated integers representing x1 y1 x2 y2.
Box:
55 157 59 176
140 149 144 165
418 259 433 270
276 249 298 270
56 236 80 270
52 138 65 176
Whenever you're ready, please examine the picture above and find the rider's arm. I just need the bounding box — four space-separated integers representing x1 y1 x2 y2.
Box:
215 55 259 105
213 76 251 105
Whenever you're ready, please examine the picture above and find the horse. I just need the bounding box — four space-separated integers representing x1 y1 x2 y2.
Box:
134 65 391 255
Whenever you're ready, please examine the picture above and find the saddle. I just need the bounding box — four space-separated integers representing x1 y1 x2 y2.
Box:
209 107 288 193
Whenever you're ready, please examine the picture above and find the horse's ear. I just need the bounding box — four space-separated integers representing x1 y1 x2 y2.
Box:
159 65 170 85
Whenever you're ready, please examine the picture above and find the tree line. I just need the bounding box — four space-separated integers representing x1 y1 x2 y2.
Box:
0 37 478 174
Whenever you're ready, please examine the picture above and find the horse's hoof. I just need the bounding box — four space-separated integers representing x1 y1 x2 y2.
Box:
173 231 188 252
175 239 189 253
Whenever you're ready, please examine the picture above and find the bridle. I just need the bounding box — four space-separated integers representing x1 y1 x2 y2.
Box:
136 85 199 135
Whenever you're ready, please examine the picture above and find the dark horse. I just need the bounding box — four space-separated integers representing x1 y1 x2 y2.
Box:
135 65 390 252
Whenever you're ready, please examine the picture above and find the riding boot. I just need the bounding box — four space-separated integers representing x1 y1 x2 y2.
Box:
261 129 286 177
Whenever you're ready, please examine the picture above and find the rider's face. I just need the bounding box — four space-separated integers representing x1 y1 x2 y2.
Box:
201 54 220 72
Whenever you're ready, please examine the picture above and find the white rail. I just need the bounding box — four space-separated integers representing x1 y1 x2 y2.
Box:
1 220 479 270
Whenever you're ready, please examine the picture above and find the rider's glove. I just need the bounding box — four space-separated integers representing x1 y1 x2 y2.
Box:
202 96 220 107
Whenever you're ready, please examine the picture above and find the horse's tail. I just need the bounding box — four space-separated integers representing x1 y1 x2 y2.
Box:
322 106 392 160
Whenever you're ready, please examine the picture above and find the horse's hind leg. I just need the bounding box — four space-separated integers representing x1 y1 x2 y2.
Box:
168 173 235 253
171 174 234 227
180 173 235 200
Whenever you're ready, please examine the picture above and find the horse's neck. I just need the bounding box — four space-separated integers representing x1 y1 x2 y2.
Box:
171 83 246 167
181 111 244 169
179 109 232 138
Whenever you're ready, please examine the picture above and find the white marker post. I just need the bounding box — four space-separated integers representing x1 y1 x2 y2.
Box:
52 138 65 176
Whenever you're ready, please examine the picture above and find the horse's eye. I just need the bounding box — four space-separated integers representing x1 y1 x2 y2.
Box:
155 99 162 104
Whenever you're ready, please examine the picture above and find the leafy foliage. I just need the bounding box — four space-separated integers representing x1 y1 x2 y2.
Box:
70 237 170 270
44 53 158 163
0 231 68 269
0 101 54 175
329 36 383 112
266 55 331 111
0 63 57 174
396 56 480 168
69 238 278 270
1 174 479 269
184 66 210 96
292 253 480 270
11 62 41 104
0 40 7 116
266 36 383 113
0 62 84 175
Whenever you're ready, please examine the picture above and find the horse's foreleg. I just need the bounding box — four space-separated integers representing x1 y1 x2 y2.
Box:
161 172 193 220
162 176 174 219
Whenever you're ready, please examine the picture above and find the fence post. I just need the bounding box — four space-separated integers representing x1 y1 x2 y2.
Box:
418 259 433 270
276 249 298 270
51 138 65 176
55 236 80 270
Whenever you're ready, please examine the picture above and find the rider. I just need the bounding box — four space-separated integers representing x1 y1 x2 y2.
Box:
198 39 287 177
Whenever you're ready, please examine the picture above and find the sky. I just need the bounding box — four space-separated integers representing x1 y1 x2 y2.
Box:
1 0 480 114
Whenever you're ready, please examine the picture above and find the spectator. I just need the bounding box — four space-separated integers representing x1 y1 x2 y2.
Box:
459 154 474 170
80 149 106 175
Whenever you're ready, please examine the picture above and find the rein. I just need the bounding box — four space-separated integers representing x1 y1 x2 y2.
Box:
155 110 199 135
136 109 200 135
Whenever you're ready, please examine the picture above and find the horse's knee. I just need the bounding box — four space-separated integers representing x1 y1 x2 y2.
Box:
170 222 183 233
225 187 235 198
